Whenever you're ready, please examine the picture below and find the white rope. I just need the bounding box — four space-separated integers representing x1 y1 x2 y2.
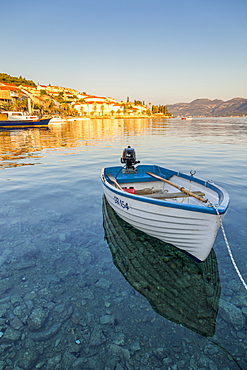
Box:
209 202 247 291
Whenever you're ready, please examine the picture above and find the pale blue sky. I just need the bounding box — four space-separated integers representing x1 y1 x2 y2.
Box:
1 0 246 104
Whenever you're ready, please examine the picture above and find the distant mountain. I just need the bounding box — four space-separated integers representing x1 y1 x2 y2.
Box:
167 98 247 117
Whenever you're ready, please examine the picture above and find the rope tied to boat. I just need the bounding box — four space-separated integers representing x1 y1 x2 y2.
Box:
208 201 247 291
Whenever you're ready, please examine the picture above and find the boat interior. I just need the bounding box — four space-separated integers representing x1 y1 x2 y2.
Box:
106 172 219 207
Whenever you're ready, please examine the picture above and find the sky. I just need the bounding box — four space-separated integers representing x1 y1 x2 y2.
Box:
1 0 247 105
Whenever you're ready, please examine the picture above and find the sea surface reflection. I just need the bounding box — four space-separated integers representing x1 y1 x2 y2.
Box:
103 197 221 338
0 117 247 369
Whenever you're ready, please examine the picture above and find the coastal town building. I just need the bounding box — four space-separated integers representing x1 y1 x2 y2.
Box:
0 83 22 101
72 100 124 116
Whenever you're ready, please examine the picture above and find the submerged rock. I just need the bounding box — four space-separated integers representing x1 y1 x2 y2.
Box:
1 327 21 343
95 278 112 290
28 321 62 341
99 314 115 325
17 350 40 370
28 307 49 331
12 260 36 270
46 354 62 369
130 341 141 352
89 326 107 347
107 344 132 369
219 299 246 329
10 316 23 330
242 307 247 316
0 278 13 295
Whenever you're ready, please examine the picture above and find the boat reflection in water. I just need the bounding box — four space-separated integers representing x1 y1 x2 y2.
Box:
103 196 221 337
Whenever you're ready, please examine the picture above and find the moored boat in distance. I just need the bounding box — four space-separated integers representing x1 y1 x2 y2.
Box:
181 116 192 120
0 111 51 127
49 115 66 124
101 146 230 261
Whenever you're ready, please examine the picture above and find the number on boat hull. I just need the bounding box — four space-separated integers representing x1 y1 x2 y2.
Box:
114 196 129 210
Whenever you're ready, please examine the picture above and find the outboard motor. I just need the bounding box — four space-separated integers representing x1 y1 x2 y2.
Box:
121 146 140 173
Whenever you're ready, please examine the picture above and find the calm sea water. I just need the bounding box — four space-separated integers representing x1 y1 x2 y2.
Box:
0 117 247 369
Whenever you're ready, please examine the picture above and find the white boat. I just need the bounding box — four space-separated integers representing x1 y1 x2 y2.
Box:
0 111 50 127
49 115 66 124
101 146 230 261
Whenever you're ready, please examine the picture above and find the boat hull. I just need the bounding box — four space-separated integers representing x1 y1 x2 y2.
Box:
101 165 229 261
0 118 50 128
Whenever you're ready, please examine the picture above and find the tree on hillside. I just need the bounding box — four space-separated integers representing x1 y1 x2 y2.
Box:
0 102 13 111
56 91 66 103
152 105 159 114
80 106 85 116
33 103 45 116
44 99 58 115
40 90 48 96
14 99 28 111
60 103 77 117
152 104 170 115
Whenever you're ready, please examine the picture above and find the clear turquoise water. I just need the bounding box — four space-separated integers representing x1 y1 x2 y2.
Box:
0 117 247 369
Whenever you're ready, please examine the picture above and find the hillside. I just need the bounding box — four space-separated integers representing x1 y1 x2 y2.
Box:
167 98 247 117
0 73 36 87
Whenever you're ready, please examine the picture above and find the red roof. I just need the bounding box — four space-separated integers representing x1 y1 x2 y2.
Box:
1 82 19 88
81 101 112 105
85 95 108 99
20 84 36 88
0 85 19 91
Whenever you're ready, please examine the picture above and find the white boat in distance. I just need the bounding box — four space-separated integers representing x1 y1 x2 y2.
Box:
101 146 229 261
49 115 66 124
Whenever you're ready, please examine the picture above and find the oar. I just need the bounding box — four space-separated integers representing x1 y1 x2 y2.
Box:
146 171 207 203
106 174 123 190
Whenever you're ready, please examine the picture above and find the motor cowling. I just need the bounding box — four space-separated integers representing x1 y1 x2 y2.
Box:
121 146 140 170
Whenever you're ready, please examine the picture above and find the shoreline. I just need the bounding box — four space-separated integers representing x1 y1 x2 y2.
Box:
73 114 173 120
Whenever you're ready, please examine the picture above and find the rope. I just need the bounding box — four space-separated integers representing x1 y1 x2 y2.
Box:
209 201 247 291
